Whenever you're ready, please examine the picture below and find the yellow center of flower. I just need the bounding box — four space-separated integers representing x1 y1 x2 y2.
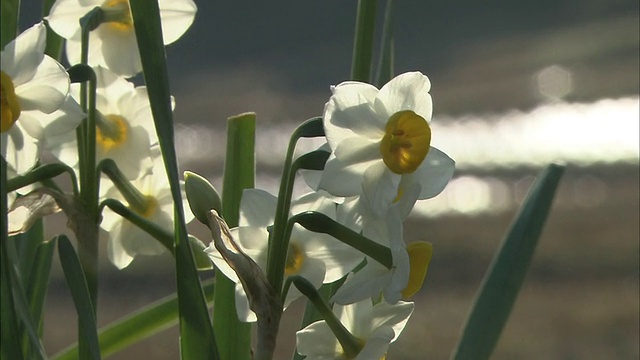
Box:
101 0 133 33
401 241 433 298
96 114 129 152
284 242 305 276
1 71 21 133
131 195 158 219
380 110 431 174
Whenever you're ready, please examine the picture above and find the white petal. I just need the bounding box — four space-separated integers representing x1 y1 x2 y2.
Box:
46 0 96 39
96 25 142 77
370 301 414 343
317 155 377 197
107 221 135 269
361 162 401 218
158 0 197 44
296 321 340 358
324 81 383 150
1 124 39 177
411 146 456 199
374 71 432 121
15 55 69 113
1 23 46 84
235 283 257 322
204 243 240 283
120 217 167 256
21 94 84 141
354 327 395 360
239 189 277 228
283 257 325 309
331 264 391 305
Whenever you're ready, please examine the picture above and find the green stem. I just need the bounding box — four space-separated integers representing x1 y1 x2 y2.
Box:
351 0 378 82
292 276 362 358
266 117 324 296
214 113 255 360
6 163 79 196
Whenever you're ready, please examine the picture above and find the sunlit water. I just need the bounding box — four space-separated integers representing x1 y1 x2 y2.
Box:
176 97 639 217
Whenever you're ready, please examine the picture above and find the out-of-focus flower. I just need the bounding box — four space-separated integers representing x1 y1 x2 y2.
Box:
319 71 455 218
205 189 364 322
1 22 82 177
100 152 193 269
51 66 162 180
296 299 414 360
47 0 197 77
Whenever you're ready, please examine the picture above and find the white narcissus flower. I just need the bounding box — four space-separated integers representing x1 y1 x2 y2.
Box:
332 198 410 305
331 193 434 305
1 22 83 177
47 0 197 77
319 71 455 218
296 299 414 360
100 151 194 269
51 66 163 180
205 189 364 322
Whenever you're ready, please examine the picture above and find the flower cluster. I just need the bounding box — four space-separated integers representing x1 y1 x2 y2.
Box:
3 0 197 269
204 71 455 358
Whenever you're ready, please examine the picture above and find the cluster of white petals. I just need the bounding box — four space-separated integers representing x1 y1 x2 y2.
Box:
47 0 197 77
205 189 364 322
1 23 83 178
296 299 414 360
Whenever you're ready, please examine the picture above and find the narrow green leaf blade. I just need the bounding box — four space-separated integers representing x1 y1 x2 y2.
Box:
57 235 100 360
351 0 377 82
1 0 19 49
214 112 256 360
52 281 215 360
1 158 24 360
26 238 56 336
129 1 218 358
452 164 565 360
375 0 395 87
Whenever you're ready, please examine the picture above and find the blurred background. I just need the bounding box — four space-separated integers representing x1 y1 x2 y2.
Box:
19 0 639 358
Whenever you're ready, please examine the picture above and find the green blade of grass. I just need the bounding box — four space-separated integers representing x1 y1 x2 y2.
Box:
52 280 215 360
57 235 100 360
375 0 395 87
351 0 377 82
1 0 19 49
26 238 56 337
129 1 219 358
452 164 565 360
1 157 24 360
214 113 256 360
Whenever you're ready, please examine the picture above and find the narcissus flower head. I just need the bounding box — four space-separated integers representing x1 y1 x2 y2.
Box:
319 71 455 218
47 0 197 77
1 22 82 177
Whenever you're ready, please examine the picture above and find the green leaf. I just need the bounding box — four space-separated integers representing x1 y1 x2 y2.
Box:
129 1 218 358
57 235 100 360
214 112 256 360
26 238 56 337
351 0 378 82
52 281 215 360
452 164 565 360
1 157 24 360
1 0 19 49
375 0 395 87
